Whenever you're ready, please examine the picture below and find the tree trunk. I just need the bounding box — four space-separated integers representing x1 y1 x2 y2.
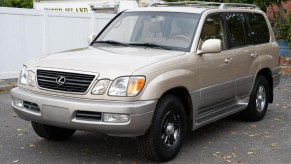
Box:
276 2 288 24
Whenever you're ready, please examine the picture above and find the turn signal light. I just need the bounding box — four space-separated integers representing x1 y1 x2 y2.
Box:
127 77 145 96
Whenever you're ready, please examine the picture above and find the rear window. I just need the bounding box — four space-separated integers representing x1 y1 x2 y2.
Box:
247 13 270 44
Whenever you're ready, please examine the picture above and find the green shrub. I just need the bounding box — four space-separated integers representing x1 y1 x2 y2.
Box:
1 0 33 8
278 21 291 41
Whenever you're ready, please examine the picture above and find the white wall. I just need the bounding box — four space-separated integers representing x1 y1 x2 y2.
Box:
0 7 114 79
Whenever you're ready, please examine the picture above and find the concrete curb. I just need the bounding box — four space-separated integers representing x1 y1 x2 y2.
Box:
0 79 18 93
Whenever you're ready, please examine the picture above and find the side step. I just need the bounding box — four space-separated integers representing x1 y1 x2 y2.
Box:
196 103 247 124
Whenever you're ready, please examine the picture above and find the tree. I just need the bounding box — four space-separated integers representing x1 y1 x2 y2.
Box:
1 0 33 8
271 0 288 23
251 0 287 23
0 0 4 6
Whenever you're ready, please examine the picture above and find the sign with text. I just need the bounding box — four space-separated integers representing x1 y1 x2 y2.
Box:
34 2 94 13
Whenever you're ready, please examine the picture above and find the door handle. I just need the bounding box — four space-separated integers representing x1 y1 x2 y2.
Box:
250 52 258 58
224 58 233 64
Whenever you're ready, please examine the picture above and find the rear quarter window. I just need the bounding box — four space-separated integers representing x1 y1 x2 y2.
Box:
247 13 270 44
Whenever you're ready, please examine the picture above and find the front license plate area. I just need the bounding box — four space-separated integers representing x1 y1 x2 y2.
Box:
42 105 69 123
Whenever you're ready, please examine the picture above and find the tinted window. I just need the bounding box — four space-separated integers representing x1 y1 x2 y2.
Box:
248 13 270 44
199 14 226 50
226 13 248 48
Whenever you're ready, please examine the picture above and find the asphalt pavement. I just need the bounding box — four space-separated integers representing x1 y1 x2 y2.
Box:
0 75 290 164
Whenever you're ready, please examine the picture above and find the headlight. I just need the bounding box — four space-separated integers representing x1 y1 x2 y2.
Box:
19 66 28 85
91 79 110 95
108 77 129 96
108 76 145 97
27 71 36 87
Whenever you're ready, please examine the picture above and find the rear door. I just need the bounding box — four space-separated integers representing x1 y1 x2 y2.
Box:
247 12 278 72
225 13 258 99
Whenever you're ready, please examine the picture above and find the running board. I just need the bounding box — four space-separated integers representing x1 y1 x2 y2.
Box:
196 103 247 124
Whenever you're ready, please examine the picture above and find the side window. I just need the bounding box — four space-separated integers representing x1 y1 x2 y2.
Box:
199 14 226 50
226 13 248 49
248 13 270 44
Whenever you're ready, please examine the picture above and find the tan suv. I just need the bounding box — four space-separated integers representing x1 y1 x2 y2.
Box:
11 2 280 162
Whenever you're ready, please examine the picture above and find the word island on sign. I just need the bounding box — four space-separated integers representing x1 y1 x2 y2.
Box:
47 8 89 12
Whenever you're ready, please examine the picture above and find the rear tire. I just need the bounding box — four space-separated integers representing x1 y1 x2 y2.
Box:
241 75 269 121
31 122 76 141
137 95 186 162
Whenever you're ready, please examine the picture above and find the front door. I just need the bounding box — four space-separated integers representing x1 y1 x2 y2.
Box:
197 14 236 109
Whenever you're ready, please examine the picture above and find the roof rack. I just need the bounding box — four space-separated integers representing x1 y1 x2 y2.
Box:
150 1 260 10
219 3 260 10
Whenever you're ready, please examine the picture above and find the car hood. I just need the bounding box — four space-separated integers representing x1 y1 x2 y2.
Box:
27 46 185 79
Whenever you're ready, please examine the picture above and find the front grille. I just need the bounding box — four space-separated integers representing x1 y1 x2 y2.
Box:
37 70 95 93
23 101 40 112
76 111 102 121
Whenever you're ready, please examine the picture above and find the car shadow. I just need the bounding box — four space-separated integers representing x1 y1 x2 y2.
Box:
31 113 244 163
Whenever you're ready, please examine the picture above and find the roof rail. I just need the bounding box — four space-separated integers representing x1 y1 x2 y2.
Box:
150 1 221 7
219 3 260 10
149 1 260 10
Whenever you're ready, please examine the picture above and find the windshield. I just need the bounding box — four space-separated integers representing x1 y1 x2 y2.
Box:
95 12 200 51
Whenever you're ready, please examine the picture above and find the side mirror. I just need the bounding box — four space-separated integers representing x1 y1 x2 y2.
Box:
88 34 97 45
197 39 222 55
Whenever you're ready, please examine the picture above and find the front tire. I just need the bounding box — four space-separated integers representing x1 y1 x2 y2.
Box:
137 95 186 162
31 122 76 141
241 75 269 121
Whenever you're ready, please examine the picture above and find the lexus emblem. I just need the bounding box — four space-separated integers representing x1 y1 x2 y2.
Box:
56 76 66 85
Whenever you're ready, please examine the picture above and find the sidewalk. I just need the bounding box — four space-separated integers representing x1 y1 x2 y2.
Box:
0 78 17 93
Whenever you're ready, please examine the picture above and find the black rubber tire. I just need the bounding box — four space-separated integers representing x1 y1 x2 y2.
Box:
241 75 270 122
31 122 76 141
137 95 186 162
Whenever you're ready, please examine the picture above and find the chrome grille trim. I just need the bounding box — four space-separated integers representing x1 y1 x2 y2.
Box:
36 69 96 94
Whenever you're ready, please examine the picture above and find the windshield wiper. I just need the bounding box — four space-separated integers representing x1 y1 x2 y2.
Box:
129 43 172 50
94 40 129 46
94 41 172 50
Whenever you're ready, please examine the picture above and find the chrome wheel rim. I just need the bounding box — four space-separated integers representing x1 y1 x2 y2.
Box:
161 111 180 148
256 85 266 112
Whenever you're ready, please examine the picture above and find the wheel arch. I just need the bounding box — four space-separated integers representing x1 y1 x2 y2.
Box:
160 87 193 131
256 68 273 103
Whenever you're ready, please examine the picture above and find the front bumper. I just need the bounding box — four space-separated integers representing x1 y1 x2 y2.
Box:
11 87 157 137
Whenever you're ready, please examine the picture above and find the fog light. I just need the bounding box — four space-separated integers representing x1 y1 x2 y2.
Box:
103 113 129 123
13 98 23 108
